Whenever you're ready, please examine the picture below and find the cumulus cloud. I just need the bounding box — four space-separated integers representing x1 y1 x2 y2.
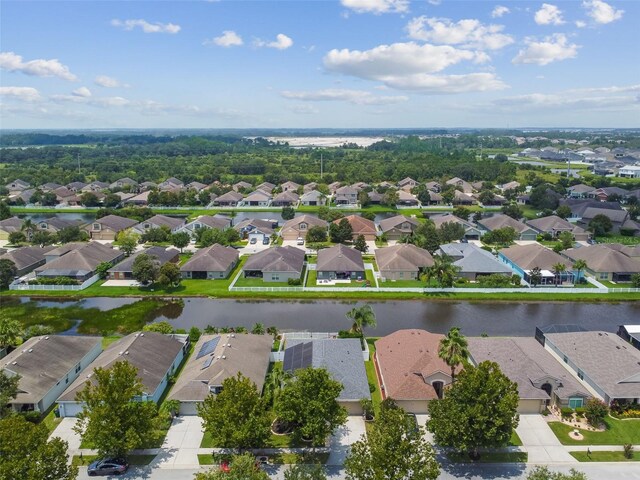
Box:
50 94 130 107
583 0 623 24
575 20 587 28
406 17 514 50
0 86 41 102
281 89 408 105
0 51 77 81
204 30 244 47
288 104 319 114
110 19 181 34
512 34 579 66
72 87 92 98
375 72 507 93
340 0 409 14
94 75 128 88
534 4 565 25
254 34 293 50
491 5 510 18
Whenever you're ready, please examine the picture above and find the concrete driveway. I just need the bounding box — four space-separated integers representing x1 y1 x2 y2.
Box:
516 414 576 463
50 418 83 459
327 416 366 466
152 416 204 469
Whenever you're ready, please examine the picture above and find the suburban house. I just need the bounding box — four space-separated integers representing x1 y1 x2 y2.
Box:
351 182 369 191
66 181 87 192
242 190 272 207
328 181 342 195
124 191 150 206
333 215 377 241
34 242 124 282
452 190 477 205
499 243 576 285
591 186 630 202
526 215 591 241
40 182 62 192
232 181 252 192
279 215 328 241
563 244 640 282
558 199 623 220
242 246 305 282
85 214 138 241
477 214 538 241
108 247 179 280
619 166 640 179
316 244 365 281
167 333 272 415
300 190 326 206
233 218 275 243
57 332 188 417
180 244 239 280
578 207 636 235
446 177 474 193
378 215 420 241
140 181 157 191
618 325 640 350
54 186 80 205
425 181 441 193
375 244 433 281
109 177 138 190
213 191 244 207
255 181 275 194
35 217 83 235
186 181 208 192
178 215 232 238
396 190 420 207
5 179 30 193
303 182 318 193
0 216 23 240
1 335 101 413
539 330 640 405
437 243 513 280
468 336 591 413
81 181 109 193
158 177 184 191
0 246 56 276
283 338 370 414
281 181 301 192
133 214 185 234
429 213 483 240
567 184 596 199
375 329 457 414
334 186 358 205
499 181 520 192
397 177 418 191
603 243 640 258
367 191 383 205
271 191 299 207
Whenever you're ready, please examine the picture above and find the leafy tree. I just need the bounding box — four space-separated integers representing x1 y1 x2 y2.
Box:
357 190 370 208
30 230 55 247
281 206 295 220
117 229 139 256
427 361 519 460
529 266 542 286
80 192 100 207
501 203 523 220
495 153 508 162
132 253 159 285
198 373 271 450
74 361 158 458
0 318 23 348
95 261 112 279
452 207 471 221
438 327 469 382
482 227 517 245
0 259 18 290
424 254 459 287
558 231 574 250
556 205 572 220
275 367 347 448
588 214 613 237
41 191 58 206
0 201 10 221
329 218 353 244
584 398 608 427
143 321 174 334
141 225 171 243
306 225 327 243
0 370 20 419
171 231 190 252
437 222 466 243
414 185 431 205
8 231 26 245
345 399 439 480
631 273 640 288
0 415 78 480
198 227 240 247
573 259 587 282
194 453 268 480
478 189 495 205
189 326 201 343
157 262 181 288
530 184 560 211
284 463 327 480
317 206 344 222
354 234 368 253
360 211 376 222
381 189 399 207
526 466 587 480
56 226 86 244
410 221 441 254
345 304 377 335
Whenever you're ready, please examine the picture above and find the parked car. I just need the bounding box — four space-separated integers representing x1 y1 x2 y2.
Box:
296 237 304 245
250 238 257 245
262 237 269 245
87 458 129 476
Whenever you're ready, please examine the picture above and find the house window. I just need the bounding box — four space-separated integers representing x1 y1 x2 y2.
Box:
577 370 584 380
563 355 568 363
75 364 81 373
92 223 100 231
569 398 584 409
300 223 307 230
599 273 608 280
399 272 404 279
272 274 280 281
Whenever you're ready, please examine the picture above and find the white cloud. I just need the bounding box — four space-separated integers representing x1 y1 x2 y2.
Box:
427 0 441 5
583 0 623 24
110 19 181 34
0 51 77 81
406 17 514 50
375 72 507 93
575 20 587 28
94 75 128 88
50 94 130 107
340 0 409 14
72 87 92 98
0 86 41 102
204 30 244 47
491 5 510 18
288 104 319 114
281 89 408 105
534 4 565 25
255 34 293 50
512 34 579 66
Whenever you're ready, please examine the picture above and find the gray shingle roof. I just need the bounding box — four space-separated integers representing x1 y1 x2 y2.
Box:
317 244 364 272
280 215 327 237
243 246 305 273
0 246 56 271
233 218 274 236
109 246 179 274
92 215 138 232
180 244 238 273
183 215 231 231
438 243 513 275
478 214 531 233
500 244 573 271
378 215 420 234
35 242 122 277
375 244 433 273
564 245 640 274
141 214 185 230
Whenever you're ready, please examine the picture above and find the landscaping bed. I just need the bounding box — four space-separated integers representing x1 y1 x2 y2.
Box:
446 451 528 463
570 451 639 462
549 417 640 445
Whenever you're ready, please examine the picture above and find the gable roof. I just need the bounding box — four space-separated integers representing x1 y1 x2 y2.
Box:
280 215 327 236
141 214 185 230
375 244 433 272
527 215 581 233
272 191 299 203
35 242 122 277
378 215 420 233
317 244 364 272
478 214 531 233
335 185 358 195
92 214 138 232
108 246 179 274
333 215 376 236
0 246 55 271
244 190 272 202
300 190 325 202
581 207 629 224
243 246 305 273
429 213 476 230
180 244 238 272
564 245 640 273
233 218 275 236
58 332 185 401
438 243 512 275
500 243 573 271
0 216 23 233
215 191 244 203
184 215 231 230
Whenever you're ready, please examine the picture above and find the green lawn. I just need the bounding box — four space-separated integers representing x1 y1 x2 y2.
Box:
447 451 528 463
101 335 122 348
305 268 373 288
365 338 381 410
510 430 523 447
41 406 62 435
197 452 329 465
379 279 425 288
233 276 292 288
549 417 640 445
71 455 156 467
570 451 640 462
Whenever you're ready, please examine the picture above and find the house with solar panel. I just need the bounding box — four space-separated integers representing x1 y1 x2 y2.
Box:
167 333 272 415
283 337 370 415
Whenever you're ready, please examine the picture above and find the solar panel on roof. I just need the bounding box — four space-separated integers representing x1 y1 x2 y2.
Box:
283 342 313 372
201 356 215 369
196 337 220 359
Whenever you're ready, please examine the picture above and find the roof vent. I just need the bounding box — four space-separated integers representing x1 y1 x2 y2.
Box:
45 336 50 340
222 355 226 359
21 350 26 353
231 334 236 338
216 356 221 359
125 351 129 355
28 349 33 353
12 362 17 365
227 343 231 347
135 334 139 337
118 351 123 355
140 333 145 337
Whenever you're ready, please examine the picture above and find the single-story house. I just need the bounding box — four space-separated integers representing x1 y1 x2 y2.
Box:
397 177 418 191
375 329 458 414
110 177 138 190
499 181 520 193
378 215 420 241
255 182 276 194
618 325 640 351
242 190 272 207
468 337 591 413
578 207 633 235
375 244 433 281
180 244 239 280
333 215 377 241
1 335 101 413
0 246 56 276
34 242 124 282
477 214 538 241
66 181 87 192
452 190 477 205
85 214 138 241
213 191 244 207
437 243 513 280
429 213 483 240
81 181 109 193
167 333 272 415
602 243 640 258
133 214 185 235
123 191 150 206
316 244 365 281
283 338 370 414
367 191 383 205
567 184 596 199
446 177 474 193
158 177 184 191
178 215 232 238
334 186 358 205
233 218 275 243
527 215 591 241
396 190 420 207
279 215 328 241
242 246 305 282
281 181 301 192
36 217 83 235
300 190 326 206
499 243 576 285
558 199 623 220
186 181 208 192
328 181 342 195
5 179 30 193
303 182 318 193
425 181 441 193
271 191 299 207
540 330 640 405
108 246 179 280
57 332 188 417
139 181 157 191
232 181 252 192
563 244 640 282
0 216 23 240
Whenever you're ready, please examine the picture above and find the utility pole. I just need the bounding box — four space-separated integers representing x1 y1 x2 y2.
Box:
320 153 323 180
77 153 81 174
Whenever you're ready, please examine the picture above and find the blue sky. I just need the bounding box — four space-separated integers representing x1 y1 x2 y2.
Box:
1 0 638 129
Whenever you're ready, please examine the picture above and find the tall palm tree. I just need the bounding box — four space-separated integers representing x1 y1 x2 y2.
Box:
20 218 36 241
427 255 460 287
346 304 377 335
552 263 567 286
438 327 469 382
573 259 587 284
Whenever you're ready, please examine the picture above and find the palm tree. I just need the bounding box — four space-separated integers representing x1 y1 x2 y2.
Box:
20 218 36 241
251 322 266 335
346 304 377 335
427 255 460 287
552 262 567 286
573 259 587 284
438 327 469 382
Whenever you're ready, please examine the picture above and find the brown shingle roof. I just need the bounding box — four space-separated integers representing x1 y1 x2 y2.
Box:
375 244 433 273
564 245 640 273
243 246 305 273
478 214 531 233
500 244 573 271
280 215 327 237
378 215 420 234
316 244 364 273
92 214 138 232
333 215 376 236
180 244 239 273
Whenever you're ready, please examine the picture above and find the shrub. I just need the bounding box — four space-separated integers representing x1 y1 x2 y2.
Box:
28 276 78 285
477 274 512 288
21 411 41 423
560 407 574 419
624 444 634 459
585 398 609 427
287 278 302 286
575 407 586 417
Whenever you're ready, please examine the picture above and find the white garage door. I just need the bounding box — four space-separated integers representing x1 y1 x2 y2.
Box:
179 402 199 416
59 402 84 418
518 399 543 414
